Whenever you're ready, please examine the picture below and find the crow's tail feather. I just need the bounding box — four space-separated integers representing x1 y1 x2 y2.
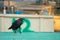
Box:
8 27 12 30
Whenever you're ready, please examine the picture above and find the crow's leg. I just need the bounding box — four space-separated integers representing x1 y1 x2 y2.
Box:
19 27 22 34
14 30 16 33
13 30 16 34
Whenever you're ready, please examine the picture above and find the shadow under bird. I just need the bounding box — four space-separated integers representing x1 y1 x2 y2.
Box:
8 18 24 33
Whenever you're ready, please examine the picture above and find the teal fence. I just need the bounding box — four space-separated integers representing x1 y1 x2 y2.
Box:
0 32 60 40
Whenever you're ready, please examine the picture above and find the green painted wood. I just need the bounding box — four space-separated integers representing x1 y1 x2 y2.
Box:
0 32 60 40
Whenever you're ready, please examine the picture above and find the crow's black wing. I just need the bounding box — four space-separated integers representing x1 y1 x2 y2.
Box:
8 19 23 30
8 20 17 30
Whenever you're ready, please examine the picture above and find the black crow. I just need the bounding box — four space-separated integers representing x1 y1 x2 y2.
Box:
8 18 24 33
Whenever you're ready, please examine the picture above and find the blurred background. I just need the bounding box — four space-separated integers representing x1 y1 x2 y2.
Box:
0 0 60 32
